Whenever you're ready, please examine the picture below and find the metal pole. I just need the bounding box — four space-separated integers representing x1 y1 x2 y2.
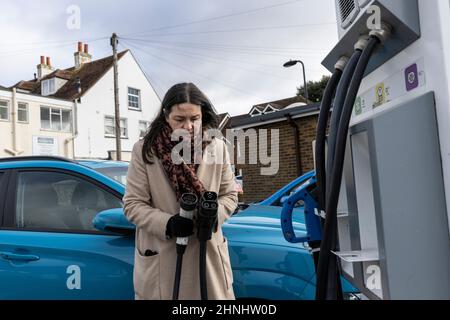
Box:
298 60 309 102
286 115 302 176
111 33 122 161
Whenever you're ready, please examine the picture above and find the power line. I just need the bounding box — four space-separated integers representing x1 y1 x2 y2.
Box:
122 21 336 38
123 40 259 97
123 37 327 59
121 40 261 99
118 42 166 99
122 0 308 37
120 37 329 53
123 38 327 70
123 39 327 90
0 36 109 48
126 40 280 68
126 40 292 80
0 37 108 57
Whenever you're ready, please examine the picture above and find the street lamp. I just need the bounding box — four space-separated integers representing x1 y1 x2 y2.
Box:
283 59 309 102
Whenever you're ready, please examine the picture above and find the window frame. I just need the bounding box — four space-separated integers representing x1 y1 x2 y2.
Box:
138 120 150 139
0 99 10 122
3 168 123 235
127 87 141 111
250 108 262 117
42 78 56 96
17 102 29 124
104 115 128 139
40 106 72 132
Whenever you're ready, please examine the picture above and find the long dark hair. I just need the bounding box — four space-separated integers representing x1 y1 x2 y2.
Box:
142 82 219 164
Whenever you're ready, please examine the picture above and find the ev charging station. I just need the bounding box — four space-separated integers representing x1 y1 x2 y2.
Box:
318 0 450 300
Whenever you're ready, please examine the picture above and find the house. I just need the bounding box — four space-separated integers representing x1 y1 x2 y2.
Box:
0 86 75 158
247 95 308 117
10 42 161 161
226 95 319 203
217 113 231 132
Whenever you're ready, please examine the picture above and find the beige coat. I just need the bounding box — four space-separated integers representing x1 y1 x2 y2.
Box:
123 138 238 300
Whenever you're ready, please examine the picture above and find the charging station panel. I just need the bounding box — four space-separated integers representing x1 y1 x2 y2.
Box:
323 0 420 75
334 91 450 299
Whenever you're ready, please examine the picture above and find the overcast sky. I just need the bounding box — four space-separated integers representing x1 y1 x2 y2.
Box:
0 0 338 116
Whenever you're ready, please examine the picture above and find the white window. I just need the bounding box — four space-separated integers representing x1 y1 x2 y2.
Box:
104 116 115 136
262 104 276 114
40 106 71 132
120 118 128 138
0 100 9 121
18 102 29 123
139 121 150 139
250 108 261 117
42 78 56 96
104 116 128 138
128 87 141 110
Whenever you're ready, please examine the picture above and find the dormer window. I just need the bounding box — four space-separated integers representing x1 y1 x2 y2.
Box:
262 104 277 114
249 108 262 117
42 78 56 96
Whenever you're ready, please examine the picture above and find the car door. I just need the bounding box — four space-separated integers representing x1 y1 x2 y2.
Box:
0 167 134 300
0 170 10 227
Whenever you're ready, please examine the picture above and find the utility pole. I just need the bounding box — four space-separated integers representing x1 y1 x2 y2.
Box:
111 33 122 160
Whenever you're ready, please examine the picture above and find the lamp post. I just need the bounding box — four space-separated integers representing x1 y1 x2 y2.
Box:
283 60 309 102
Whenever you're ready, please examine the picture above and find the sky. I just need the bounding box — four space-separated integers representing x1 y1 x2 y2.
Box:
0 0 339 116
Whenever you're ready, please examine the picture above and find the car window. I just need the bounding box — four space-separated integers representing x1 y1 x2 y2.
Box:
94 166 128 185
15 171 123 232
0 172 4 201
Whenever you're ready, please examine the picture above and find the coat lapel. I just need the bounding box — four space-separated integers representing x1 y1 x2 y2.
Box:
196 138 218 191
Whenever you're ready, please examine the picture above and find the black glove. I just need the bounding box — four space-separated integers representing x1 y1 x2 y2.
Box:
165 214 194 238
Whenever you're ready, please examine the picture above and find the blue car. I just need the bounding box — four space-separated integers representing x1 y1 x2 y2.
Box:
0 156 355 299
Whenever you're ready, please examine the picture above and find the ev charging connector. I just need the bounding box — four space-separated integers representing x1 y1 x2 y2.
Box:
197 191 219 300
172 193 198 300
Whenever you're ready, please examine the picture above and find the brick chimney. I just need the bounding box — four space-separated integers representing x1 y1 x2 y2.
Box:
37 55 54 79
74 41 92 69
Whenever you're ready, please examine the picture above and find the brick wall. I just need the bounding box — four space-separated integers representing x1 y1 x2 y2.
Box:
235 114 319 203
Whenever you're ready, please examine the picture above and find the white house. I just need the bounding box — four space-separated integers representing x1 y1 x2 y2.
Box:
0 86 75 158
11 42 161 161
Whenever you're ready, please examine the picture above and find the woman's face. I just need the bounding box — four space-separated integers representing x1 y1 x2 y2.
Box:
166 103 202 136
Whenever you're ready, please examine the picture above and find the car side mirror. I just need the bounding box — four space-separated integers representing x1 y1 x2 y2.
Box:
93 208 135 236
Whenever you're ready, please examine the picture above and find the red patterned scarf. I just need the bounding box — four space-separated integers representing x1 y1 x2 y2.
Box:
153 124 209 200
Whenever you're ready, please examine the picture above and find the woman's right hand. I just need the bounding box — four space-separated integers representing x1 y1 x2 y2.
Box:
165 214 194 238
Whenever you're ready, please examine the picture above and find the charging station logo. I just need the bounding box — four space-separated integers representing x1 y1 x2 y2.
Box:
355 97 363 116
374 83 386 108
405 63 419 91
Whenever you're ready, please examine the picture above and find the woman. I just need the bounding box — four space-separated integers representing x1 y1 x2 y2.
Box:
123 83 238 300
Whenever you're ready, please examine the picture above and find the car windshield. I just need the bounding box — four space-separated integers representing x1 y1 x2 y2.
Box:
95 166 128 185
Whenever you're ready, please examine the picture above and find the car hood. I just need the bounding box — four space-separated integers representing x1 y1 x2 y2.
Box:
223 204 308 249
